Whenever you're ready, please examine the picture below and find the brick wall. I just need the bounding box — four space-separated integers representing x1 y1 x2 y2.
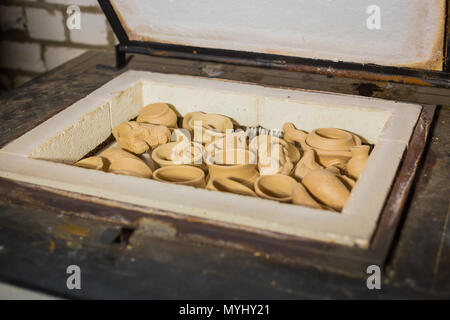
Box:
0 0 116 91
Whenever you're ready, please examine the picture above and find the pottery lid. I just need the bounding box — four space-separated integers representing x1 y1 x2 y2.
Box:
99 0 446 71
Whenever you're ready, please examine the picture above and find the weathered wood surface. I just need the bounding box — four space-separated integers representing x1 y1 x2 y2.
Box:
0 51 448 299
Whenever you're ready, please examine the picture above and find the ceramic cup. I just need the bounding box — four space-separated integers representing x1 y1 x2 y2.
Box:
182 111 234 144
153 165 205 188
254 174 297 202
205 148 258 188
137 102 178 128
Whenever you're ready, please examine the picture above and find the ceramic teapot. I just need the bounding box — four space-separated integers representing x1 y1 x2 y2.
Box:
283 123 362 168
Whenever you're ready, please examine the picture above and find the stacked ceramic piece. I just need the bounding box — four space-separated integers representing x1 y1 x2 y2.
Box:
73 102 371 212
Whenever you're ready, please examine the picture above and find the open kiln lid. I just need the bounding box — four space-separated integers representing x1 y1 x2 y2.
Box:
100 0 447 72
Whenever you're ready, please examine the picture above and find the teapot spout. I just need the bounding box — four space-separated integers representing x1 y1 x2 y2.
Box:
282 122 307 144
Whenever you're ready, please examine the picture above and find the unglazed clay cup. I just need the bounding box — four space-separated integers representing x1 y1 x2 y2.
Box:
207 177 256 197
205 148 258 188
137 103 178 128
153 165 205 188
152 141 204 169
183 111 234 144
254 174 297 202
109 157 153 179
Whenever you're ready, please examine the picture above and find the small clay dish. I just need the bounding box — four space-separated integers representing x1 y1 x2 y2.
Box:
109 157 153 178
254 174 297 203
152 141 204 168
153 165 205 188
207 177 256 197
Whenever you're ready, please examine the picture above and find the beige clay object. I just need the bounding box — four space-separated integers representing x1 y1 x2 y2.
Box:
302 168 350 211
152 141 204 169
112 121 171 154
347 145 370 179
206 148 258 188
100 147 141 164
249 135 300 175
283 123 361 168
291 182 322 209
74 156 107 171
207 177 256 197
326 165 356 190
109 157 152 179
293 149 323 180
136 103 178 128
254 174 297 203
153 165 205 188
182 111 234 144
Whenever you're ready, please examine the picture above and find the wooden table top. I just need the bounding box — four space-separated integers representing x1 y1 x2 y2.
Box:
0 51 448 299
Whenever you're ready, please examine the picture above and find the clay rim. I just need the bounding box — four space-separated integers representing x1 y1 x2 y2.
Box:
205 148 257 166
210 177 256 196
153 165 205 184
254 174 297 202
152 141 204 166
306 128 355 151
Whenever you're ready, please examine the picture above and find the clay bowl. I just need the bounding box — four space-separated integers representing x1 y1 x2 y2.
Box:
137 102 178 128
152 141 204 168
254 174 297 203
153 165 205 188
207 177 256 197
206 148 258 187
108 157 153 178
